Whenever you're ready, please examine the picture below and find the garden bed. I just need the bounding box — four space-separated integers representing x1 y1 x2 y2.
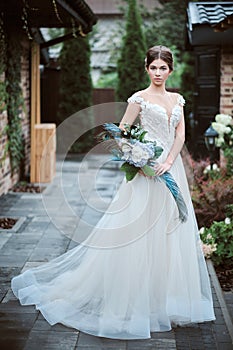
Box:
11 181 45 193
215 263 233 292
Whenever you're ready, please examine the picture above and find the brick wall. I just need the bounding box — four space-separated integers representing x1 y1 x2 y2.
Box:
220 48 233 116
0 38 31 196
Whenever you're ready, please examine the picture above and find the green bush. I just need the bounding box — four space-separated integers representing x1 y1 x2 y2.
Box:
96 72 118 89
58 33 94 153
200 205 233 266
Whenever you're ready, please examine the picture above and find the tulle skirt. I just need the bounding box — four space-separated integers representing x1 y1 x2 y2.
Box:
11 155 215 339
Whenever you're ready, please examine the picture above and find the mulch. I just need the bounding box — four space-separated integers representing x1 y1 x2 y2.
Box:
0 217 18 229
12 183 43 193
215 264 233 292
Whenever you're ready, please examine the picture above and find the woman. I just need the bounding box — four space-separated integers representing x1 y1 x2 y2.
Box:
11 45 215 339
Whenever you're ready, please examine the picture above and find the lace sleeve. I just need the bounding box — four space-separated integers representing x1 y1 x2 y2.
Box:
127 92 144 105
177 94 185 107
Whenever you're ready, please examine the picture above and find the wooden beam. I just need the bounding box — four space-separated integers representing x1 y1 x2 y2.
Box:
40 30 82 49
30 41 41 183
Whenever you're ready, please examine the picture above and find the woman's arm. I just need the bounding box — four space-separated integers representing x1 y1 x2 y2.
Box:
155 108 185 176
119 103 141 130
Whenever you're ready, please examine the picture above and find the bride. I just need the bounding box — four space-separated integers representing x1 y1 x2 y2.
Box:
11 45 215 339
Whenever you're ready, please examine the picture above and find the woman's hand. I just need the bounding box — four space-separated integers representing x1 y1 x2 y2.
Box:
154 161 172 176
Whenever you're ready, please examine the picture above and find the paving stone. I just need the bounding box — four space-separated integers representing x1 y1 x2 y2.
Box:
2 288 18 303
35 238 70 251
0 335 28 350
216 344 233 350
0 310 37 350
6 233 43 244
0 301 38 314
24 330 78 350
32 318 76 332
77 332 127 348
127 338 176 349
23 220 50 233
0 233 12 249
151 330 175 339
28 247 67 262
0 254 29 267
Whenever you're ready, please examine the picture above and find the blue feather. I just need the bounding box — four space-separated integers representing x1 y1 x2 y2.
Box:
158 172 188 223
103 123 122 139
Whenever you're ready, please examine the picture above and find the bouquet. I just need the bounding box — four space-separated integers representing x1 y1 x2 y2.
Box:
98 123 188 223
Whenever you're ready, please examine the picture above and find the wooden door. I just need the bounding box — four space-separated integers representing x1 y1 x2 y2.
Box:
193 47 220 158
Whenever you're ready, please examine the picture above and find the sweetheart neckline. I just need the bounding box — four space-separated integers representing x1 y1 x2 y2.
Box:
137 96 181 132
138 95 179 120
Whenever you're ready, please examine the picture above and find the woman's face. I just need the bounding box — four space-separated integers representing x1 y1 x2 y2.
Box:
146 58 171 86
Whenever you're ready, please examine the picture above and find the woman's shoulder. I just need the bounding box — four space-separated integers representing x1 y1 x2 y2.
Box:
127 90 145 104
168 91 185 106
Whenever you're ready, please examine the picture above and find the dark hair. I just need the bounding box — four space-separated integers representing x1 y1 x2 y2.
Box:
145 45 173 71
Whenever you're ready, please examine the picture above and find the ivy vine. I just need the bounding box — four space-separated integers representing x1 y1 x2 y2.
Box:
5 27 24 171
0 12 7 113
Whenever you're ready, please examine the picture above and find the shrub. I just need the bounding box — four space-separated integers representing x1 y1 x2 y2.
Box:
200 205 233 267
116 0 148 101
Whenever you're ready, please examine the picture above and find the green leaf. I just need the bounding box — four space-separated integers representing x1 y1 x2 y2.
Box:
154 146 163 157
139 130 148 142
141 165 155 177
120 162 139 181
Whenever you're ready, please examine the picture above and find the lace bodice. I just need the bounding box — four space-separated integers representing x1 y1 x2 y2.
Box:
127 92 185 151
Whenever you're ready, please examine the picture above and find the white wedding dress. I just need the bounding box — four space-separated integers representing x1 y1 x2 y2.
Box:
11 93 215 339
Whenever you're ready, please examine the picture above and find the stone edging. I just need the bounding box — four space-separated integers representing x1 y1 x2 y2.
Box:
207 259 233 344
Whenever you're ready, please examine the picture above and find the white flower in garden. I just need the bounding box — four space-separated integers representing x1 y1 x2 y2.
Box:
203 165 211 174
225 217 231 225
212 243 217 252
199 227 205 235
215 137 225 147
225 126 232 134
207 233 212 240
212 122 229 135
215 114 232 126
201 242 217 258
212 163 219 171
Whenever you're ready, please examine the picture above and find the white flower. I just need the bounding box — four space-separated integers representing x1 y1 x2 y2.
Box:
207 233 212 240
225 217 231 225
212 163 219 171
212 243 217 252
201 242 217 258
121 142 132 153
213 122 232 139
215 114 232 126
199 227 205 235
131 145 150 163
215 137 225 147
203 165 211 174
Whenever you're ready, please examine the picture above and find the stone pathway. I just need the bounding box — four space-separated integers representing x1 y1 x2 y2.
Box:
0 155 232 350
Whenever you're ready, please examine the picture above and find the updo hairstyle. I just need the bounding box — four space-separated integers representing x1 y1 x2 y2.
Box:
145 45 173 72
